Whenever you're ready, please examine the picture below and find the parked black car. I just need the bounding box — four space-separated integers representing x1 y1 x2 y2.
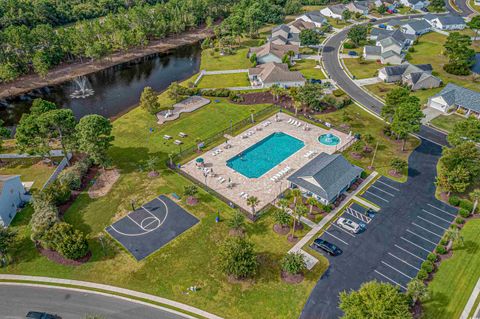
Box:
26 311 61 319
313 238 343 256
369 18 377 22
309 78 322 84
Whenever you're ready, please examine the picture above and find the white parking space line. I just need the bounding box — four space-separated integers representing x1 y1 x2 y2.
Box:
427 204 457 218
346 207 372 223
382 261 413 279
323 230 349 246
394 244 425 261
401 237 431 253
365 190 389 203
374 270 407 290
388 253 420 271
371 185 395 197
417 216 447 231
406 229 437 245
422 209 452 223
376 180 400 192
412 222 442 238
332 224 356 238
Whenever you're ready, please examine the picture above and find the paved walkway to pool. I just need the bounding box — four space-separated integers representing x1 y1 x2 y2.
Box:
181 113 355 212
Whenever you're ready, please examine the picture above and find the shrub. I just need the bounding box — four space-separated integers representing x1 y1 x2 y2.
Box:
218 236 258 279
456 217 465 224
440 238 448 246
459 208 471 218
201 88 231 97
228 210 245 231
421 260 434 273
417 269 428 280
332 89 346 97
448 195 460 206
360 171 368 179
459 199 473 212
43 181 71 205
383 125 392 136
273 208 291 226
30 194 58 241
343 41 356 49
58 169 81 190
408 47 415 52
41 222 89 260
436 245 447 254
427 253 437 263
281 252 306 275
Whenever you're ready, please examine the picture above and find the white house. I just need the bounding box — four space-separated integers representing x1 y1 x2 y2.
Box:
296 11 327 27
400 19 431 35
248 42 299 64
0 175 29 227
363 45 382 60
381 50 403 65
428 15 466 30
400 0 428 10
287 153 363 205
320 4 347 19
248 62 306 88
427 83 480 117
346 1 369 15
377 37 403 54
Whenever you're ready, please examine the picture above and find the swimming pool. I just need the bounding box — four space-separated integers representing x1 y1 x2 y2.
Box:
226 132 304 178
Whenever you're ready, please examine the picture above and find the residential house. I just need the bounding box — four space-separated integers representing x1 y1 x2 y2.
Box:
377 37 403 54
427 83 480 117
426 15 466 30
288 19 316 34
369 28 395 41
380 50 403 65
248 42 299 64
320 4 347 19
0 175 29 227
248 62 306 88
296 11 327 27
376 29 416 47
400 0 428 10
346 1 369 15
378 63 441 90
400 19 431 35
269 24 301 46
287 153 363 205
363 45 382 60
403 71 442 90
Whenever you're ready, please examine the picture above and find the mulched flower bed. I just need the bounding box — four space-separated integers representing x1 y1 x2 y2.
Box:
388 169 402 178
273 224 290 235
37 244 91 266
186 196 198 206
350 152 363 159
281 271 304 284
287 234 299 243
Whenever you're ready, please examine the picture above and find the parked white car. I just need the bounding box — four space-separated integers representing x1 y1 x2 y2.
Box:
337 217 361 234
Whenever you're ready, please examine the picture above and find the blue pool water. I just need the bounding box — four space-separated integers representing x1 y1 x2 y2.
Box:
226 132 304 178
319 133 340 146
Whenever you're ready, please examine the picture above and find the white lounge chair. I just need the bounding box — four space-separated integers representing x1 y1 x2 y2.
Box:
163 135 172 140
240 192 246 197
287 119 293 124
174 140 182 145
179 132 187 138
243 193 249 199
297 122 302 127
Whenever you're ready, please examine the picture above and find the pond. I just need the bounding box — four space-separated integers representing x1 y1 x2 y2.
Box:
472 53 480 74
0 43 201 126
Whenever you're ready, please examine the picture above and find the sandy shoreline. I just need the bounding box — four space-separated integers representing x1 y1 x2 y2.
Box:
0 26 213 100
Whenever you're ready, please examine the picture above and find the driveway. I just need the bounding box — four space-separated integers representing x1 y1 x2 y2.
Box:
300 138 457 319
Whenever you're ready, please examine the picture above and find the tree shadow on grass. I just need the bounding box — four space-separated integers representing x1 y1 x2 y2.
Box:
454 240 478 254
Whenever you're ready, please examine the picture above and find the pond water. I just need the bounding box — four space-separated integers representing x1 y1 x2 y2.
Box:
0 43 201 126
472 53 480 74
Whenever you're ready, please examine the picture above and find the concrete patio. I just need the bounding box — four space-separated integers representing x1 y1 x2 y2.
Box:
181 113 355 213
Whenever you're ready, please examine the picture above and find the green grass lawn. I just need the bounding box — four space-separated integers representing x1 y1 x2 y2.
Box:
197 73 250 88
200 48 251 71
470 0 480 12
315 104 420 181
364 82 442 106
343 58 381 79
429 114 466 133
291 59 326 80
423 219 480 319
0 157 62 191
327 17 351 29
407 32 480 93
1 98 331 319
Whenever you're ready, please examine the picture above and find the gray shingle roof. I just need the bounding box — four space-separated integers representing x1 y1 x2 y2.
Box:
382 63 432 76
249 62 305 84
303 11 327 23
437 15 465 26
404 19 431 32
365 45 382 55
287 153 363 202
433 83 480 112
381 50 402 59
370 28 393 38
424 13 437 21
329 4 347 15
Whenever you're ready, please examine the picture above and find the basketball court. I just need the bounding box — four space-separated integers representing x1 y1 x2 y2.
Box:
106 195 199 261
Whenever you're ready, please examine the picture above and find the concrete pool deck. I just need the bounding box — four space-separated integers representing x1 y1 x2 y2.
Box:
181 113 355 213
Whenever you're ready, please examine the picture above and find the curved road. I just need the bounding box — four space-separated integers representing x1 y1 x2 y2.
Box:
0 284 190 319
321 15 449 146
445 0 474 17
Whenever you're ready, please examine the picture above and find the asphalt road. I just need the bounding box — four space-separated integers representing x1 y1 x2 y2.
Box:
321 14 449 146
300 138 456 319
0 284 188 319
445 0 474 17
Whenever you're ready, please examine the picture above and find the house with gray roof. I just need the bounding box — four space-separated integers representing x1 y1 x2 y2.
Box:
248 62 305 88
320 4 347 19
379 63 433 82
346 1 369 15
403 71 442 91
0 175 29 227
377 37 403 54
363 45 382 60
296 11 327 27
427 15 466 30
248 42 299 64
427 83 480 116
400 19 431 35
380 50 403 65
377 29 416 47
268 25 301 46
400 0 427 10
287 153 363 205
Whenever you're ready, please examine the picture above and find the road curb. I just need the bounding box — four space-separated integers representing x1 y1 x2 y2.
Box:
0 275 223 319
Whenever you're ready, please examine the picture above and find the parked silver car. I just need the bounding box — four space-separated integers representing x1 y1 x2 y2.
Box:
337 217 361 234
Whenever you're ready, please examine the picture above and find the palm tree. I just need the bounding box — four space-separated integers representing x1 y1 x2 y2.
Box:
278 198 289 211
407 279 429 305
250 108 255 123
293 100 301 116
270 84 281 102
470 189 480 214
291 204 308 237
445 227 464 248
247 196 260 218
306 197 319 216
291 188 302 206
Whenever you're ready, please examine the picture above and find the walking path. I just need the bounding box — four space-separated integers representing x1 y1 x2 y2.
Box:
352 195 380 211
460 278 480 319
0 275 223 319
354 77 382 86
0 150 65 159
288 171 379 254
